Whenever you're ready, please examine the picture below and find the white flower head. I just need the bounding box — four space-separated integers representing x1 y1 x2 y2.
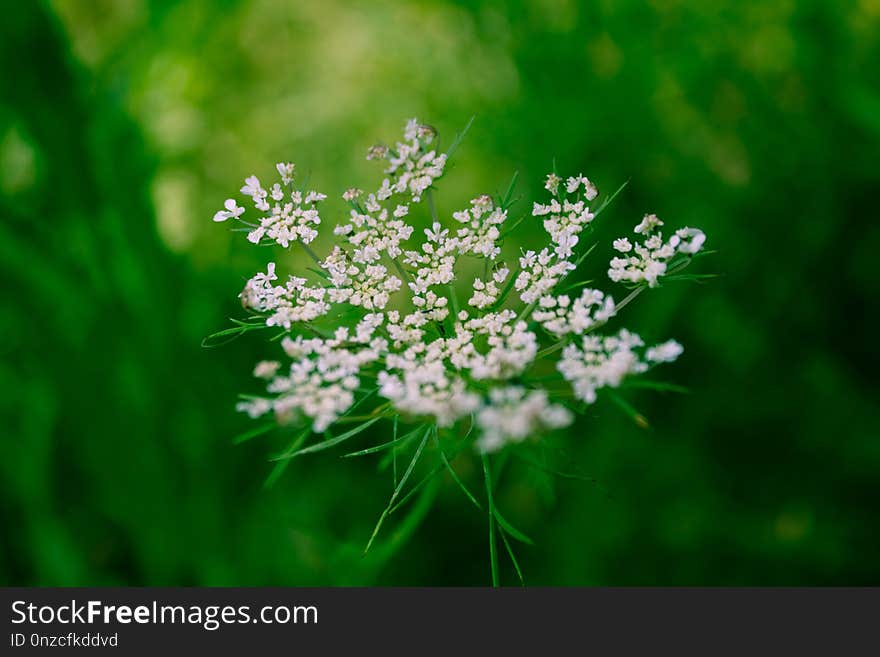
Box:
608 215 706 288
214 119 708 459
477 387 572 452
646 340 684 363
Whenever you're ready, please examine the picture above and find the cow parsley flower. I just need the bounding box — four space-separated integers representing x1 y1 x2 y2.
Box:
209 117 711 579
477 387 573 453
224 167 327 248
515 248 575 304
532 186 596 259
453 194 507 259
214 120 707 446
558 330 654 404
533 288 617 337
608 214 707 287
240 262 331 329
646 339 684 363
371 118 448 202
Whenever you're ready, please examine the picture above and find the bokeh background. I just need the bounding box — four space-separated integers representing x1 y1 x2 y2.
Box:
2 0 878 586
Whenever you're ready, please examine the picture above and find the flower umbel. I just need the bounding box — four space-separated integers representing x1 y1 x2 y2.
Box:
209 118 710 583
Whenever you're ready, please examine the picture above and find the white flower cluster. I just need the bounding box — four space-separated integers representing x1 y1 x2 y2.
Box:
468 268 510 309
214 119 707 453
453 194 507 259
240 262 330 329
403 222 458 319
321 247 402 310
379 309 537 428
213 165 327 248
379 355 481 428
532 288 616 337
557 330 682 404
533 173 598 258
237 314 387 431
514 248 575 305
458 310 538 380
608 214 706 287
334 193 412 262
557 331 643 405
476 387 573 453
368 118 447 202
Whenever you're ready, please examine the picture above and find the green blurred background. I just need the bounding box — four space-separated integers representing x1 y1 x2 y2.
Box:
2 0 878 586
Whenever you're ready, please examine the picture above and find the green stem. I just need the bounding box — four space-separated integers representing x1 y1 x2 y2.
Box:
482 453 500 587
447 283 459 318
492 267 520 310
614 285 644 312
389 256 412 286
426 188 439 224
536 340 565 360
516 298 538 324
299 241 322 265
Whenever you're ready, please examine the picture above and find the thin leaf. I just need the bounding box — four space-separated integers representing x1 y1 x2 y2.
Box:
446 282 459 319
366 477 440 565
432 427 482 511
264 428 310 488
387 431 476 514
561 279 596 293
388 463 444 514
514 456 595 482
593 179 629 217
692 248 718 259
500 170 520 208
573 242 599 268
499 211 529 239
550 242 599 295
499 528 524 585
463 413 476 441
346 388 378 415
392 415 399 486
608 391 650 429
201 323 265 348
623 380 691 394
333 413 395 424
493 507 534 545
272 416 382 461
426 188 439 223
665 273 720 282
442 452 483 511
445 115 476 158
365 427 431 553
233 421 275 445
491 266 521 308
341 424 425 458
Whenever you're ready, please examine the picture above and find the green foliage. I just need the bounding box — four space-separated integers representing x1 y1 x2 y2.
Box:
1 0 878 586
